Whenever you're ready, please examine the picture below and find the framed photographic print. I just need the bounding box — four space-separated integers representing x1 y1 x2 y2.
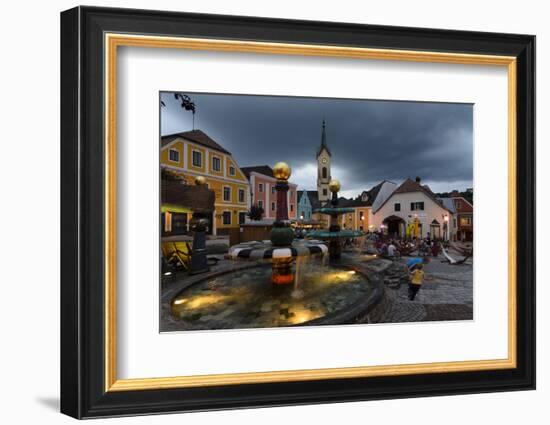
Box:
60 6 535 419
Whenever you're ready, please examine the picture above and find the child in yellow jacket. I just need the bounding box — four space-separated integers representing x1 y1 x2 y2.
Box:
408 263 425 301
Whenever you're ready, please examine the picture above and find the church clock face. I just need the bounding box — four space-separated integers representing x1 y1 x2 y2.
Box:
321 157 327 164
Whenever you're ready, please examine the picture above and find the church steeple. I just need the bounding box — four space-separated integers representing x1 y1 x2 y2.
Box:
316 119 332 158
316 119 332 202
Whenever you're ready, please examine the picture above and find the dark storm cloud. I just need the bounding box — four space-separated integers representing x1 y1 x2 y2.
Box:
161 92 473 195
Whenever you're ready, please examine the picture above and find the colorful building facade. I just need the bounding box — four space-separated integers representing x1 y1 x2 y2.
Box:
297 190 313 221
160 130 250 235
372 177 455 240
241 165 298 221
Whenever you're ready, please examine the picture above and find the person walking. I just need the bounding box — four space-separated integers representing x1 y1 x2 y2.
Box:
408 263 425 301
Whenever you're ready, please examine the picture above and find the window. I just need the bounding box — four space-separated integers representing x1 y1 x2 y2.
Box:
456 200 462 209
322 167 327 178
169 149 179 162
238 188 245 203
229 165 236 176
258 200 263 209
223 186 231 202
192 150 202 167
410 201 424 211
271 202 275 211
323 188 327 196
394 203 401 212
238 212 246 225
359 211 364 221
222 211 231 225
164 212 172 232
258 183 264 192
212 156 221 172
271 186 276 194
290 204 294 212
460 217 472 226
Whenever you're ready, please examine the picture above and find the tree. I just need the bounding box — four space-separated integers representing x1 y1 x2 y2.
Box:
247 204 264 221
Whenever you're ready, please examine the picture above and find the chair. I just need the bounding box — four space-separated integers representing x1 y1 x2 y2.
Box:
161 241 192 271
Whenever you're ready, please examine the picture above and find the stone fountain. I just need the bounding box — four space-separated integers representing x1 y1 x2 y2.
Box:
166 164 382 331
307 179 366 260
228 162 327 285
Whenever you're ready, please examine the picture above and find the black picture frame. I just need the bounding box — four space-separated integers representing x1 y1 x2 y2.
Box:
61 6 535 419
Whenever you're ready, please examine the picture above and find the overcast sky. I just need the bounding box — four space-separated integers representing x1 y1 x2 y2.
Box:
161 92 473 198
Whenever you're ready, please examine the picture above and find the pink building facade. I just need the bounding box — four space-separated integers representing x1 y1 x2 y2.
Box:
242 166 298 221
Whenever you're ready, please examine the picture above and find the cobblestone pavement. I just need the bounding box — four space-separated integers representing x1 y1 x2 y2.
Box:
373 255 473 323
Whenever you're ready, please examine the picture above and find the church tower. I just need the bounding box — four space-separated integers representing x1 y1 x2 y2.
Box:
316 119 332 202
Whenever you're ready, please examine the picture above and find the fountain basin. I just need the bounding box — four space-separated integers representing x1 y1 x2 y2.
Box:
169 260 378 330
307 229 365 239
315 207 355 214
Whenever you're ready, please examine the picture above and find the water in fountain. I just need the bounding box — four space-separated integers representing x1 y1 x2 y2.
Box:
170 257 373 330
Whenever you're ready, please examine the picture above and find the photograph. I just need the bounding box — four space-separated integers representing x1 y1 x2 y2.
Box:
159 92 475 332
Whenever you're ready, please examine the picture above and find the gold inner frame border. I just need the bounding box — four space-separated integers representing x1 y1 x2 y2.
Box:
104 33 517 392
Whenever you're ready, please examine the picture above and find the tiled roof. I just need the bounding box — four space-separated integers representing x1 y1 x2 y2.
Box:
240 165 274 180
337 197 371 208
161 129 231 155
437 197 457 213
378 177 452 213
305 190 323 210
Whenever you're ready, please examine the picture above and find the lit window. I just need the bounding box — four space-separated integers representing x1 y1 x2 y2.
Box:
212 156 221 171
238 189 245 203
192 151 202 167
223 187 231 202
460 217 472 226
222 211 231 225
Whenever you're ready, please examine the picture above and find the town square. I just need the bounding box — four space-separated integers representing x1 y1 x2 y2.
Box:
159 92 474 332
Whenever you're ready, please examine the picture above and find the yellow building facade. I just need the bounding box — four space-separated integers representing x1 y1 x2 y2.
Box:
340 206 371 232
160 130 250 235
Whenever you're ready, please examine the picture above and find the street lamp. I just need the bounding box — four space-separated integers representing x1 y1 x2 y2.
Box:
443 214 449 241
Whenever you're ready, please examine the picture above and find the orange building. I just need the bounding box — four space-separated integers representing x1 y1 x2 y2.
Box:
160 130 250 235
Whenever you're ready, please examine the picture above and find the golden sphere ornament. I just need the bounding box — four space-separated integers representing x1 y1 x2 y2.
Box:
195 175 206 185
329 179 341 193
273 162 291 180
